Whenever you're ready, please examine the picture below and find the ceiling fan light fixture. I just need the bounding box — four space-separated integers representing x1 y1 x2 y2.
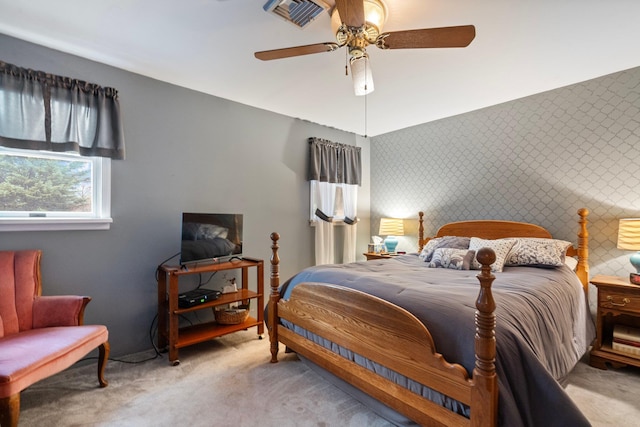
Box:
350 54 374 96
330 0 387 38
363 0 387 32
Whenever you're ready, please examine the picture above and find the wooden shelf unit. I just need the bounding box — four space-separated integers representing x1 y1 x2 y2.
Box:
157 257 264 365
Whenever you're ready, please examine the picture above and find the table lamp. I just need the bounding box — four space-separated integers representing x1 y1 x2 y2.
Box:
378 218 404 254
617 218 640 285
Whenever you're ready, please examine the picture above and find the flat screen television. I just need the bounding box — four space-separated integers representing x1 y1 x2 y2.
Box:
180 213 243 265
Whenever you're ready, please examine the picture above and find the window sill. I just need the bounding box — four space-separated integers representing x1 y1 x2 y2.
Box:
0 218 113 232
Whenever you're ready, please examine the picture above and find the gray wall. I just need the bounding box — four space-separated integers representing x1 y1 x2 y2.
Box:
0 34 371 357
371 66 640 306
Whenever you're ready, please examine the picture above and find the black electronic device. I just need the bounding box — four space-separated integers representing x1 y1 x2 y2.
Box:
178 288 221 308
180 213 243 266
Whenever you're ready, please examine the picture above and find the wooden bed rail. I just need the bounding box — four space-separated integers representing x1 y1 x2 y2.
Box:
268 233 499 426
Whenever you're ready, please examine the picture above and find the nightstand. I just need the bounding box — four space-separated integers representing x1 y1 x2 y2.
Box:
589 274 640 370
363 252 392 260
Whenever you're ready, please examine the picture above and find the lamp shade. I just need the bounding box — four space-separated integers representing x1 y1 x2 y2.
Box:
618 218 640 283
379 218 404 236
617 219 640 250
379 218 403 254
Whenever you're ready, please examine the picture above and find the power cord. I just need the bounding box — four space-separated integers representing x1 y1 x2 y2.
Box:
155 251 181 281
82 251 205 366
197 271 217 288
79 313 162 365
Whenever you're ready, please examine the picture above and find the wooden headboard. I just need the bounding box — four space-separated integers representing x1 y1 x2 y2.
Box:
417 208 590 293
436 220 552 239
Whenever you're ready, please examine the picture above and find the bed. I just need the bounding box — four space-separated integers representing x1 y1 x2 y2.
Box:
267 208 595 427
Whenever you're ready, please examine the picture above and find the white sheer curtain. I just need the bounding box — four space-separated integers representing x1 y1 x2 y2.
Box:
312 180 337 265
341 183 358 263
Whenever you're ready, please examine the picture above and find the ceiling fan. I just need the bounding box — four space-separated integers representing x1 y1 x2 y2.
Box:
254 0 476 96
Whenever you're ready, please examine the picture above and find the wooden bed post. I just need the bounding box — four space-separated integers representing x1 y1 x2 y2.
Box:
471 248 498 427
576 208 590 294
418 211 425 251
269 232 281 363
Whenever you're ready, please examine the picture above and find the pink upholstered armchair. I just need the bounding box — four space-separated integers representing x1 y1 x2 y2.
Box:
0 250 109 427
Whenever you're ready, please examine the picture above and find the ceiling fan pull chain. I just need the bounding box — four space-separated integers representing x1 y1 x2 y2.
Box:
364 92 368 138
345 49 349 76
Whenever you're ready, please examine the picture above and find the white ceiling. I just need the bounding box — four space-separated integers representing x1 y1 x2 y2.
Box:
1 0 640 137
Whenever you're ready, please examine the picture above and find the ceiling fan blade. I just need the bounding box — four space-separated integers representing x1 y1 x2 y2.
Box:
254 42 340 61
378 25 476 49
334 0 365 28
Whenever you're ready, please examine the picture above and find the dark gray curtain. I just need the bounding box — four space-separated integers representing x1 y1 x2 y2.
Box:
0 61 125 159
308 137 361 185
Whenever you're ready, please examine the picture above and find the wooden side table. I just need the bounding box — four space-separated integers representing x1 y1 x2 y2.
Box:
157 257 264 365
363 252 392 260
589 274 640 369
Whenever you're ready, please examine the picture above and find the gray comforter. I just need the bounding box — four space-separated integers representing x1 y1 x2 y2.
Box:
279 254 596 427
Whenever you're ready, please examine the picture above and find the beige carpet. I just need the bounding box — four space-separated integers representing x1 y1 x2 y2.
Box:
17 330 640 426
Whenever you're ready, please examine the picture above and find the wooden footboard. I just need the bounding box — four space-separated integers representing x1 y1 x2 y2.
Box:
268 233 498 427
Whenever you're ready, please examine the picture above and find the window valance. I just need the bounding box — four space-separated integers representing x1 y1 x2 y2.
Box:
0 61 125 159
308 137 361 185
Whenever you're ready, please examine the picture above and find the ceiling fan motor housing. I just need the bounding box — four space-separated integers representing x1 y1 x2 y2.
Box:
332 0 387 53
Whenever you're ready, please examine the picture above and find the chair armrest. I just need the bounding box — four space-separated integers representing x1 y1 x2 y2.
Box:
32 295 92 328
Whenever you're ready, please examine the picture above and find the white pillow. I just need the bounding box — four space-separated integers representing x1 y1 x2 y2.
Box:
469 237 516 272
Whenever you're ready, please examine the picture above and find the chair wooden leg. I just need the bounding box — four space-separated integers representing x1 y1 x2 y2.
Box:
0 393 20 427
98 341 110 388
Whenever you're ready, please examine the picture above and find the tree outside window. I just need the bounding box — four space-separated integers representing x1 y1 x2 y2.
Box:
0 150 93 215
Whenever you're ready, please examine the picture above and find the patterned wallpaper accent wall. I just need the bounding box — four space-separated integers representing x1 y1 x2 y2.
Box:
371 66 640 284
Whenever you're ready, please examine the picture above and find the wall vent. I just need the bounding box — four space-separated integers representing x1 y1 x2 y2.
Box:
263 0 330 29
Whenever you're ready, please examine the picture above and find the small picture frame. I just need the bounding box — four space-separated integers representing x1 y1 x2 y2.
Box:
367 243 375 253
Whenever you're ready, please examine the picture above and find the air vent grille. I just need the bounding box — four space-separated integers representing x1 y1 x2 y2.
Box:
263 0 329 29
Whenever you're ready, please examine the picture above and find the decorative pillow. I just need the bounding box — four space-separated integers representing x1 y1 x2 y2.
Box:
429 248 476 270
505 238 572 268
469 237 516 272
418 238 440 261
418 236 471 262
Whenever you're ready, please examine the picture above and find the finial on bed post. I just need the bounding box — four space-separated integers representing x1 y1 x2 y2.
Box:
576 208 590 293
471 247 498 427
418 211 425 251
269 232 281 363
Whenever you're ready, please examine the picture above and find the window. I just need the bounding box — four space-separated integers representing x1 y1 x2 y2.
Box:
309 183 348 223
0 147 112 231
0 61 123 231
